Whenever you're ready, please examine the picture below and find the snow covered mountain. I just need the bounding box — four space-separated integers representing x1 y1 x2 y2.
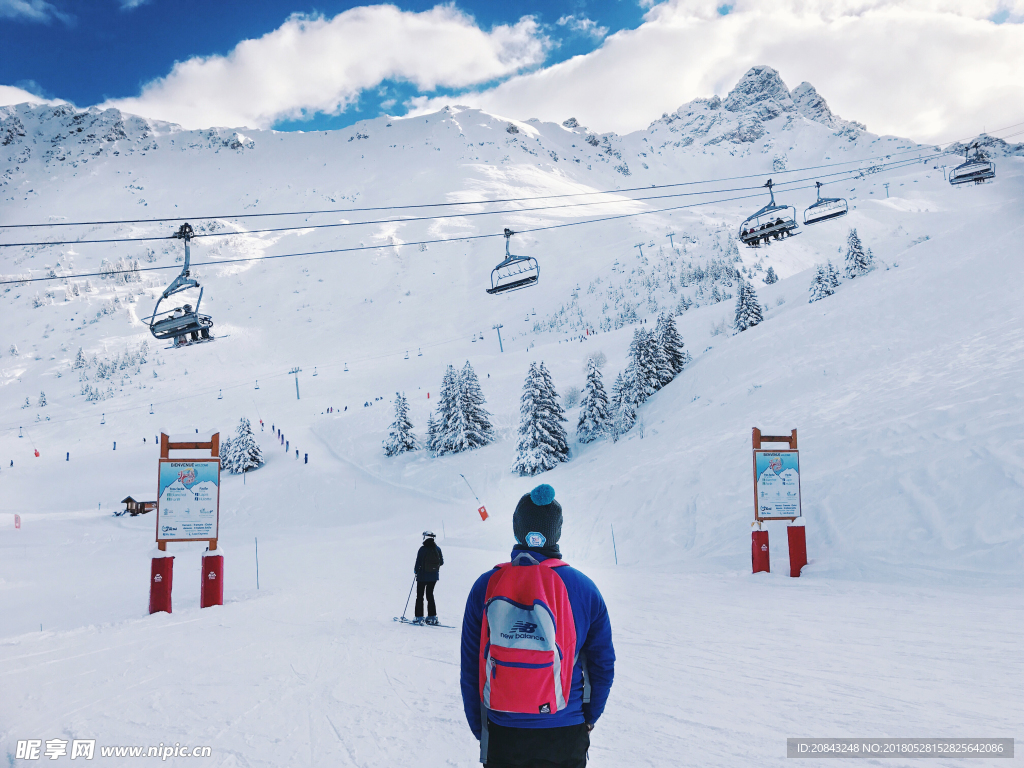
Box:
1 67 1022 767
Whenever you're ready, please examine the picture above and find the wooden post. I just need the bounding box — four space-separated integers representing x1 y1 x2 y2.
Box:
753 429 797 450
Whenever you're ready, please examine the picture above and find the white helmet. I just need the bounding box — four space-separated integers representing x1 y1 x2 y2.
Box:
422 530 436 539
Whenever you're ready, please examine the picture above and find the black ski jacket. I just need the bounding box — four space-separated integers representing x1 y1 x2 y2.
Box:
414 539 444 582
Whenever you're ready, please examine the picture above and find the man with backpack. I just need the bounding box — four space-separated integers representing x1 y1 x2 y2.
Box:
413 531 444 625
460 484 615 767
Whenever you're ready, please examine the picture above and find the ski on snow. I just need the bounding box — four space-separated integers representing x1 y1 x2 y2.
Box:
393 617 457 629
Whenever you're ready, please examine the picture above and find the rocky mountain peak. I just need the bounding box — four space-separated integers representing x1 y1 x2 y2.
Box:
722 65 794 117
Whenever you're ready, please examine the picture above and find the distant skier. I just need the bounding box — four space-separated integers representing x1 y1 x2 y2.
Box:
413 531 444 625
460 484 615 767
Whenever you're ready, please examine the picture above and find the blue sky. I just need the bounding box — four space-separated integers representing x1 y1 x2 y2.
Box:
0 0 645 131
1 1 1020 142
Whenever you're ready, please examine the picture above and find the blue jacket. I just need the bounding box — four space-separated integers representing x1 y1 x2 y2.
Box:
414 541 443 582
460 548 615 739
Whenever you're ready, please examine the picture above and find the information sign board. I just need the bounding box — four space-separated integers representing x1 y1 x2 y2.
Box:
156 459 221 542
753 449 801 521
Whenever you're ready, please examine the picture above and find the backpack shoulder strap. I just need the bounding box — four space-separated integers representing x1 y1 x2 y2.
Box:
539 558 569 569
502 552 570 568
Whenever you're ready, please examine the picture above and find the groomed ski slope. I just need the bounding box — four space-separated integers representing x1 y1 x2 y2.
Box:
2 82 1024 764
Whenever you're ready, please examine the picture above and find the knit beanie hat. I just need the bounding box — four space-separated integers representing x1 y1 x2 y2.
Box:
513 484 562 549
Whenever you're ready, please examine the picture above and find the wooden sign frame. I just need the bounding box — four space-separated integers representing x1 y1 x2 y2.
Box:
156 432 220 550
752 428 801 522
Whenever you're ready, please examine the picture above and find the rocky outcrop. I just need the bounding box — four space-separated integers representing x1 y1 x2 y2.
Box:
1 115 26 146
792 82 865 134
723 65 795 119
648 65 865 148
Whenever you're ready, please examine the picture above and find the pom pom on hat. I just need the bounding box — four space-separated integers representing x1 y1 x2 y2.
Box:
530 484 556 506
514 485 562 549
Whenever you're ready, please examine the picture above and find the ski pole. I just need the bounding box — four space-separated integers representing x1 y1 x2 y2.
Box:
401 575 416 620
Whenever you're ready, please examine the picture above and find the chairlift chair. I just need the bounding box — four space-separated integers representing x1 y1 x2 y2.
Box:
949 143 995 186
803 182 849 225
486 229 539 295
738 180 799 248
148 223 214 347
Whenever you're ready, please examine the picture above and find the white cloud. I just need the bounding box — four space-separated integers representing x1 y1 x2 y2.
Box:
0 83 62 107
119 0 151 10
408 0 1024 143
0 0 71 24
556 14 609 39
103 5 550 129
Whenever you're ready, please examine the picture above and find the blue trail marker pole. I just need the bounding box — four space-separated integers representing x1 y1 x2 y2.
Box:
255 537 260 589
611 523 618 565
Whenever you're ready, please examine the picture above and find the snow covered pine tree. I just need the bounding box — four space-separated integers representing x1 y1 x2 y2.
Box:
576 357 611 443
433 365 460 456
826 260 841 289
763 266 778 284
808 264 834 303
384 392 416 457
425 411 439 455
513 362 570 476
431 363 494 456
623 328 661 404
656 312 690 377
452 362 494 452
221 436 234 473
228 417 264 474
845 228 874 278
734 279 764 331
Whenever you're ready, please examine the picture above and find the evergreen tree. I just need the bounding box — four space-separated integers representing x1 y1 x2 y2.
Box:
844 228 873 278
433 365 460 456
384 392 417 457
38 391 46 407
808 264 834 303
425 410 439 455
613 396 637 440
656 312 690 377
73 348 86 369
229 417 264 474
763 266 778 284
451 361 494 452
623 328 660 405
733 279 764 332
512 362 570 476
609 371 626 411
576 357 611 443
647 325 674 389
826 260 841 289
221 437 235 473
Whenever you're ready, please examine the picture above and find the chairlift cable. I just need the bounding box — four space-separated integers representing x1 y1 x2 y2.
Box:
1 118 1017 232
0 153 944 250
0 159 933 288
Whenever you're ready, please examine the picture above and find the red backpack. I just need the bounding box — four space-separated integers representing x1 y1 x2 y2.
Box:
478 554 577 715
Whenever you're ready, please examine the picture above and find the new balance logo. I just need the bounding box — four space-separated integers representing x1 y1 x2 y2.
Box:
510 621 537 634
